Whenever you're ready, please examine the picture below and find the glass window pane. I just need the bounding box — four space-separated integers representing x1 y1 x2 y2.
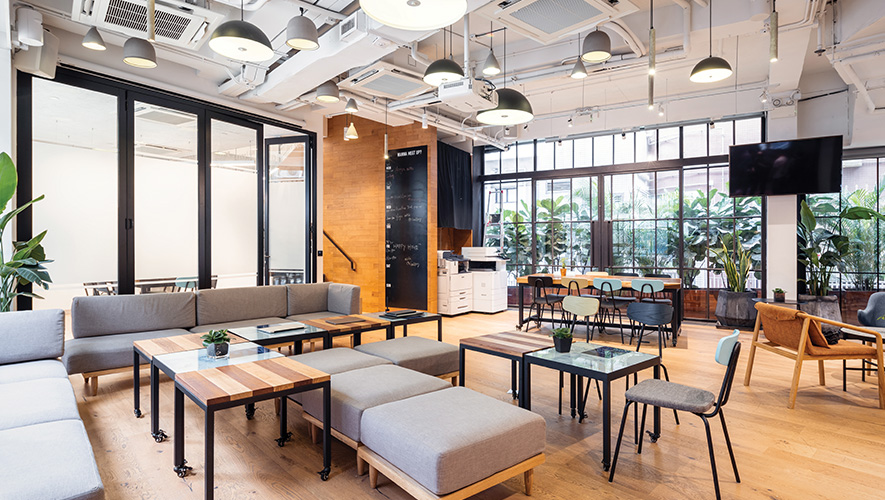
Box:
485 150 500 174
683 219 708 282
574 137 592 168
134 102 198 293
611 174 632 219
683 124 707 158
267 135 307 286
709 121 734 155
572 177 596 221
501 181 518 217
555 140 573 169
708 167 733 217
683 168 708 217
517 142 534 172
635 130 657 162
572 222 593 272
656 170 680 218
594 135 613 166
613 221 633 270
634 172 654 219
614 132 634 164
656 220 679 269
735 117 762 145
658 127 680 160
537 141 554 171
483 182 502 248
501 144 517 174
635 220 655 272
32 79 118 309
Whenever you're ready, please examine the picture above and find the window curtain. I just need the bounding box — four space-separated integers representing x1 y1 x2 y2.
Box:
437 141 473 229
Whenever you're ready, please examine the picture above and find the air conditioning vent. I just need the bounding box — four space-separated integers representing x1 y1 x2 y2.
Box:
343 61 432 99
476 0 638 44
72 0 223 49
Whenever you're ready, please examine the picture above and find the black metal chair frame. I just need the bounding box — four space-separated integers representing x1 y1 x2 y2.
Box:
525 276 565 331
596 280 635 343
626 302 680 427
609 341 742 500
632 283 672 346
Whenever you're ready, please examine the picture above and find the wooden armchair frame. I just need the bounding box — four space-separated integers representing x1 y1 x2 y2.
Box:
744 308 885 409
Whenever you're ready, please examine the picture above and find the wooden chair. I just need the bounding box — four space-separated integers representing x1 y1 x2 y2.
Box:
744 302 885 409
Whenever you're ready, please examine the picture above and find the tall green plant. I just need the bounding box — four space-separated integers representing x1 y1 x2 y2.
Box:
0 153 52 311
711 235 751 292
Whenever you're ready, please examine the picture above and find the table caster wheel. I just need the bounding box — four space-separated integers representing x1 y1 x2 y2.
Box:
134 409 143 418
602 461 610 472
275 431 293 448
152 430 168 443
318 467 330 481
174 461 193 478
646 430 659 443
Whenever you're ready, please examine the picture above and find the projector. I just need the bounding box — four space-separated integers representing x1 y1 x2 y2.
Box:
438 78 498 113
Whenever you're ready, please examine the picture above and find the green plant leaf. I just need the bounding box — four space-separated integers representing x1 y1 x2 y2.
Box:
0 153 17 213
0 195 43 234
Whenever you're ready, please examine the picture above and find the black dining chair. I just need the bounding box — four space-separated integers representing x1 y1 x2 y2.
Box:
593 278 636 343
609 331 742 500
525 275 565 331
627 302 680 426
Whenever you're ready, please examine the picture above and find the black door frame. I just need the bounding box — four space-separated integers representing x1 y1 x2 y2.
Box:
14 66 316 309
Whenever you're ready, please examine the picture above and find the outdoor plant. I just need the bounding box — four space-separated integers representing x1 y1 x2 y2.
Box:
711 235 751 292
0 153 52 312
772 288 786 294
201 329 231 345
551 327 573 339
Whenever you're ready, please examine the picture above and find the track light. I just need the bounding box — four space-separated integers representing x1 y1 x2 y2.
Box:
760 92 768 103
421 109 428 129
567 118 573 128
383 133 389 160
658 104 664 116
82 27 106 51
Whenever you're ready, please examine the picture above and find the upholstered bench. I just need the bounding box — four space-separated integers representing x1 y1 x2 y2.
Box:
298 364 451 473
359 386 546 500
354 337 460 383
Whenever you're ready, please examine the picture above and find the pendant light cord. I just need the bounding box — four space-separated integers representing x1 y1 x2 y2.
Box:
650 0 653 29
708 0 713 57
503 28 507 88
241 0 244 21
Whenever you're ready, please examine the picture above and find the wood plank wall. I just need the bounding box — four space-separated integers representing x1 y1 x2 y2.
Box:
323 115 438 313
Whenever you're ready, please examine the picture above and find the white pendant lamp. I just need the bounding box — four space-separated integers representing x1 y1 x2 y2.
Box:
360 0 466 31
286 8 319 50
345 122 359 140
82 27 106 51
423 27 464 87
476 28 533 126
570 34 587 79
210 0 274 62
581 29 612 63
482 52 501 77
344 98 359 113
316 80 340 103
123 38 157 68
690 0 733 83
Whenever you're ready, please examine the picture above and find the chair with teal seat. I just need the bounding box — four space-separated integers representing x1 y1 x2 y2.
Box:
593 277 636 342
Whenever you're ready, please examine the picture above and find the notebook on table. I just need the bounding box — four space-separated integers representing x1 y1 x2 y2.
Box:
256 322 305 334
381 309 422 319
325 316 365 325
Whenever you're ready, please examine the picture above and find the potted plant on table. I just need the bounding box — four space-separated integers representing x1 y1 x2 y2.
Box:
552 327 573 353
711 235 757 328
772 288 786 302
202 329 231 359
559 257 567 277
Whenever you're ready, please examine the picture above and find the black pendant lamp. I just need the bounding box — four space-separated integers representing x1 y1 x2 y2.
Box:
690 0 733 83
477 28 533 126
210 0 274 62
423 27 464 87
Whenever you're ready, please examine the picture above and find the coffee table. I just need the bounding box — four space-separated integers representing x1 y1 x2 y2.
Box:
171 356 332 500
363 311 443 341
230 322 329 353
300 314 390 347
524 343 661 471
459 331 554 408
133 332 248 441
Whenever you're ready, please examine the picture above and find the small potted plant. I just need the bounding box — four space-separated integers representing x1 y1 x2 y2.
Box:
772 288 786 302
552 327 573 353
202 329 231 359
559 257 567 277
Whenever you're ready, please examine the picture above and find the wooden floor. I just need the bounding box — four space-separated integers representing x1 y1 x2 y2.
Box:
71 311 885 499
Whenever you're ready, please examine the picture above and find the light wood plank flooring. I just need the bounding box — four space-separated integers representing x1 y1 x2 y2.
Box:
70 311 885 499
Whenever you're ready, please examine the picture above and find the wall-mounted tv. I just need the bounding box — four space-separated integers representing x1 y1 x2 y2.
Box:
728 136 843 197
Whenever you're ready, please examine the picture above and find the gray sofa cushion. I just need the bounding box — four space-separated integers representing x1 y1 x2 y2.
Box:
195 286 288 325
285 311 338 322
288 348 392 375
189 317 288 334
0 378 80 431
329 283 360 315
72 293 195 338
0 309 65 364
63 328 190 374
354 337 459 377
0 419 105 500
286 283 330 316
361 386 547 495
301 365 450 442
0 359 68 384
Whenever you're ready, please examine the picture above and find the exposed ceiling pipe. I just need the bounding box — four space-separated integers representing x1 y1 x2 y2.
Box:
287 0 347 22
605 20 645 57
781 0 822 31
692 0 707 7
410 41 432 67
670 0 690 8
463 15 470 74
832 61 880 112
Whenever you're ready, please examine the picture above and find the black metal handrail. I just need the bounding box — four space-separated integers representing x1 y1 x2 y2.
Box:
323 231 356 271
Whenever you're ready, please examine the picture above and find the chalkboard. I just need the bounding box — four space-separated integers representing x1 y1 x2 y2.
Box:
385 146 428 310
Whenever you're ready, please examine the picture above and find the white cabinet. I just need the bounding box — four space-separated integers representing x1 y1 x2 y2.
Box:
472 270 508 313
438 272 473 315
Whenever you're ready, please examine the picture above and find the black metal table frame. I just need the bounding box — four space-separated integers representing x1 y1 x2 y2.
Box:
172 379 332 500
516 282 683 342
380 313 443 342
522 354 661 471
459 344 530 407
327 323 393 347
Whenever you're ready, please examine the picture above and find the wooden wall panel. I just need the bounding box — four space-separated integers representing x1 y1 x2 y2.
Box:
323 115 438 313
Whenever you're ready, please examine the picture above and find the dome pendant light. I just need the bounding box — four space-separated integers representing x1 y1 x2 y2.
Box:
581 28 612 64
360 0 466 31
82 27 106 51
316 80 340 103
210 0 274 62
286 8 319 51
690 0 733 83
423 26 464 87
123 38 157 68
477 28 533 126
570 34 587 79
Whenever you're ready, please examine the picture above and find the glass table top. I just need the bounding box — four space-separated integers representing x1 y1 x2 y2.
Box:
230 322 326 343
363 311 438 322
526 342 659 374
153 342 283 376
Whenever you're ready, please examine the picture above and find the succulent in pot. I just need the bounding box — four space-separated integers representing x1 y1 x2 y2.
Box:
552 327 573 353
772 288 786 302
202 329 231 359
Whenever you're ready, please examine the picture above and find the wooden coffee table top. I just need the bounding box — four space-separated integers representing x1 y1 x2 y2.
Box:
175 357 330 406
460 331 555 357
134 332 247 360
301 314 390 333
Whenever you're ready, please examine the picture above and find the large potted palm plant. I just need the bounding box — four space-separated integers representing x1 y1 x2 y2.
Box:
712 234 756 328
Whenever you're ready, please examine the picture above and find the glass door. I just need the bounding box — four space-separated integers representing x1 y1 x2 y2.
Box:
265 135 310 285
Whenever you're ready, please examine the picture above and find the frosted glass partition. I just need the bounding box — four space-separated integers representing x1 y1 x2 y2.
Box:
211 120 258 288
31 79 118 310
268 139 306 285
134 102 199 293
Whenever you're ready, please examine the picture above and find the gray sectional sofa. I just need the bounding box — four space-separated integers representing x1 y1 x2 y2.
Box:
63 283 359 395
0 309 105 500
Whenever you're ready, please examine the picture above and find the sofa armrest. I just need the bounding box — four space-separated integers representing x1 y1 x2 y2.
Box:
328 284 360 315
0 309 65 365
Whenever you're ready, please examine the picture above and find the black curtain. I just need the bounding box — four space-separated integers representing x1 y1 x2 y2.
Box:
437 141 473 229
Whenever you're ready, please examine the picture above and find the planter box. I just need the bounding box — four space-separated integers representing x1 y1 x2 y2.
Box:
714 290 758 328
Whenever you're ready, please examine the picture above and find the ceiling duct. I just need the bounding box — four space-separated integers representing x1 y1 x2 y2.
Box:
71 0 223 49
343 61 432 100
476 0 639 44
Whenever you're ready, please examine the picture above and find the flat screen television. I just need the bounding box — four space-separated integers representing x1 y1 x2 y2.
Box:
728 136 842 197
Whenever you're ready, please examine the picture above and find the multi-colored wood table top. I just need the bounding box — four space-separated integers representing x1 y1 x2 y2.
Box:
134 332 248 360
300 314 390 333
460 330 555 357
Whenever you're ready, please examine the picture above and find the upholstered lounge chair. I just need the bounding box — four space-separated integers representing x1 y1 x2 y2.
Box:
744 302 885 409
857 291 885 327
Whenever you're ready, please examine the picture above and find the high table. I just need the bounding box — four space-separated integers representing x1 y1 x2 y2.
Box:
523 343 661 471
170 356 332 499
362 311 444 341
515 273 683 340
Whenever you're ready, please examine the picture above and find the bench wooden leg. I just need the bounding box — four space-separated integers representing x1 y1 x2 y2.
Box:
274 398 281 416
84 376 98 397
524 469 533 496
369 465 379 489
818 360 826 385
309 424 319 444
357 455 367 476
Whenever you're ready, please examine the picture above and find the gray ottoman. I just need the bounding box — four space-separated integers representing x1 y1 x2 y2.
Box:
359 386 546 499
286 347 392 406
354 337 460 382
